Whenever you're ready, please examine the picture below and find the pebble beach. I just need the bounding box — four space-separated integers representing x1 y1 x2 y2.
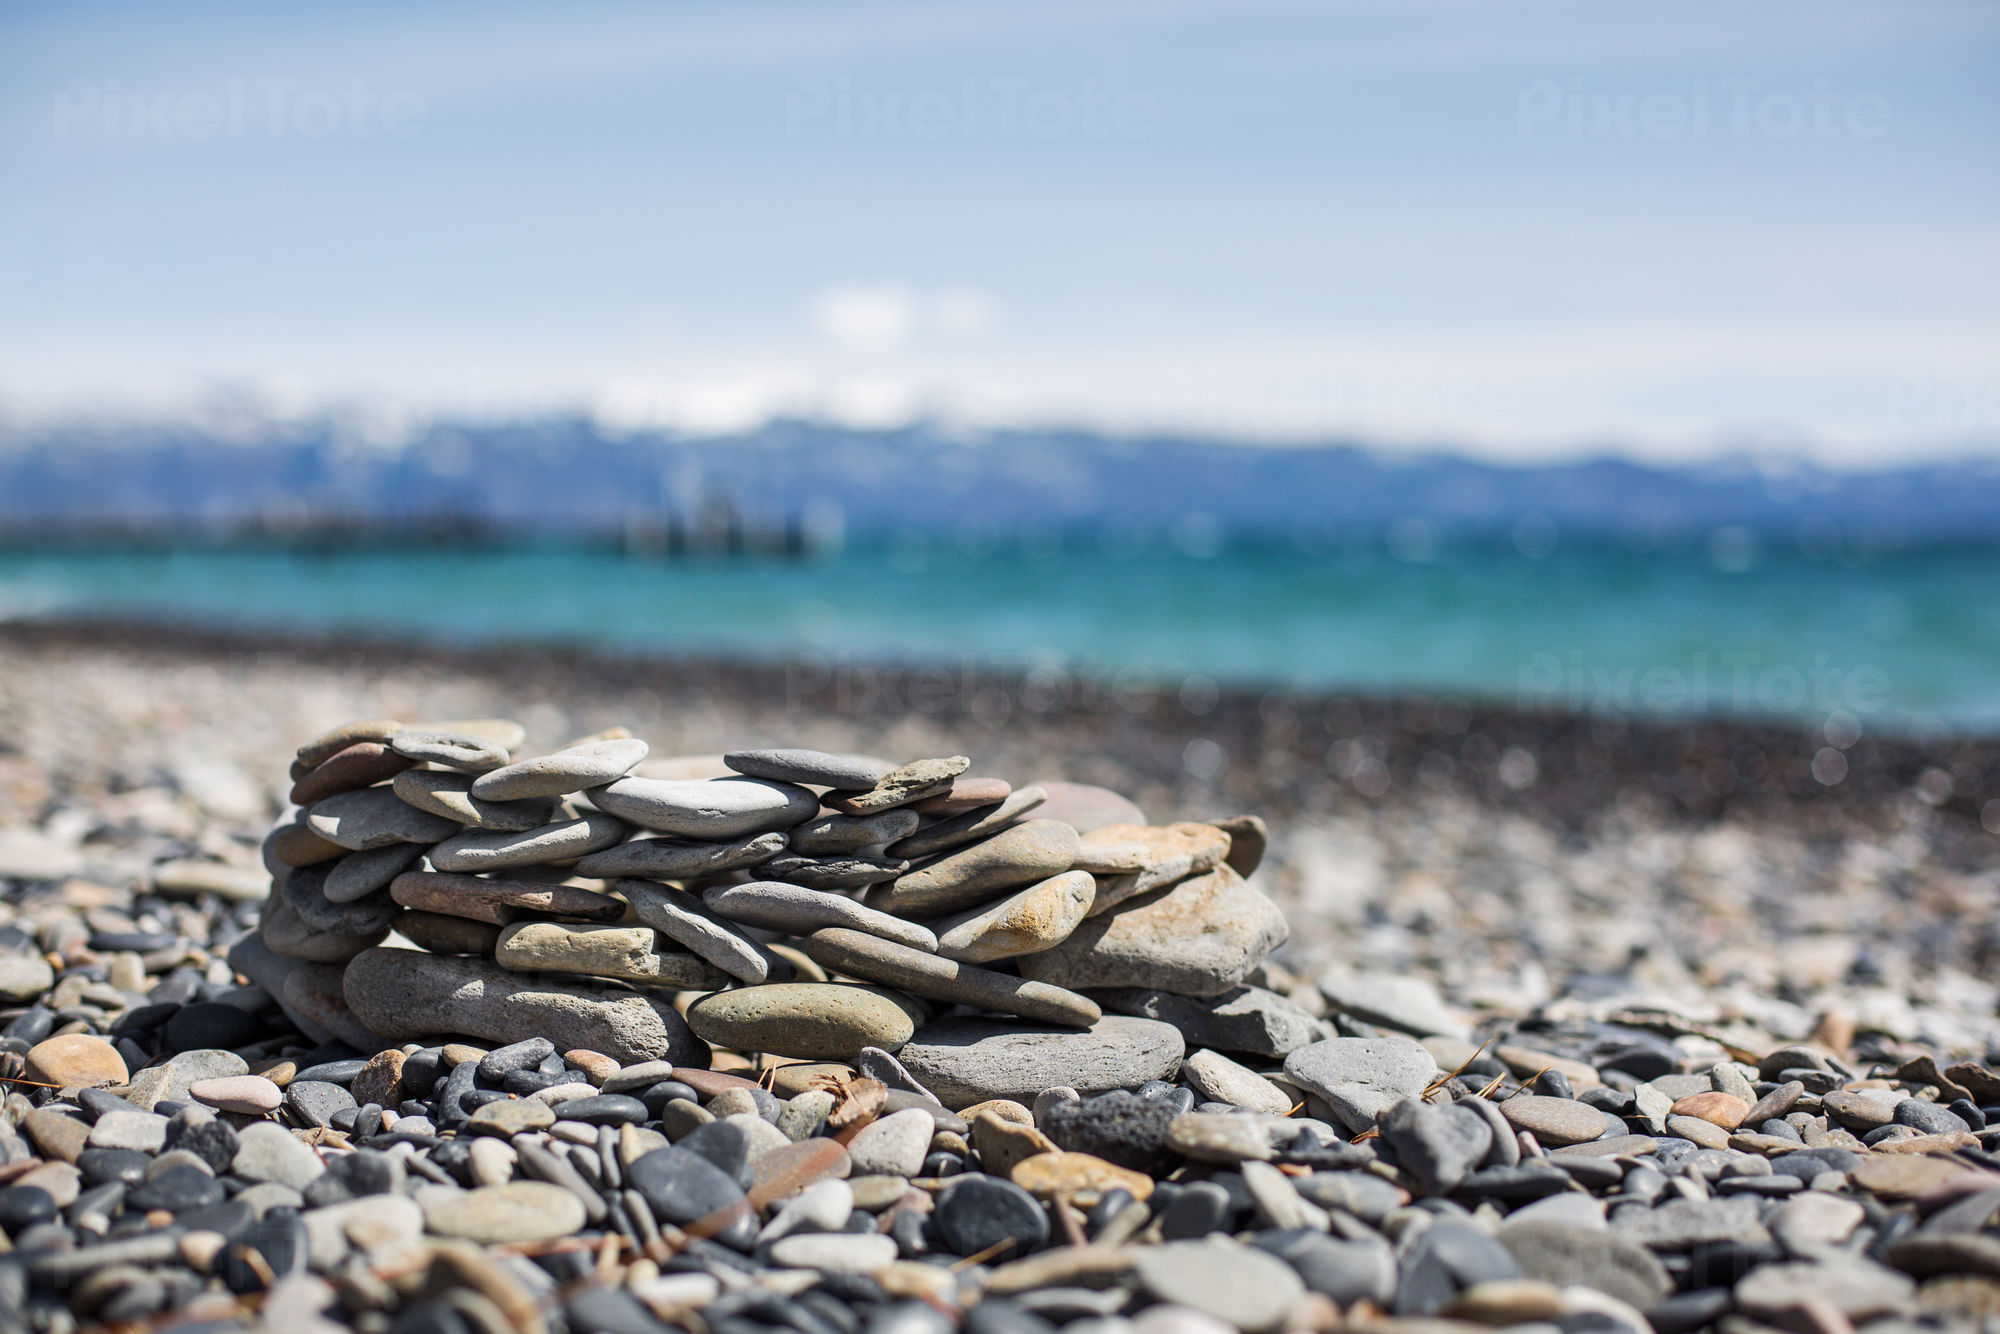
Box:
1 622 1998 1334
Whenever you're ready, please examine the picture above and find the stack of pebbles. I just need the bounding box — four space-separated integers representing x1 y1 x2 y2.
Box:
249 720 1294 1103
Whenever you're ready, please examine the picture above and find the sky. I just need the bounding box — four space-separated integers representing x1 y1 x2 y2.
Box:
2 0 1997 463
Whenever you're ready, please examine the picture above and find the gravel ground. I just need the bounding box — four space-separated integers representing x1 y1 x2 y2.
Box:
1 623 1998 1334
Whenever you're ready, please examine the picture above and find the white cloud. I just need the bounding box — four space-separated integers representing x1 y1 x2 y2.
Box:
813 285 919 354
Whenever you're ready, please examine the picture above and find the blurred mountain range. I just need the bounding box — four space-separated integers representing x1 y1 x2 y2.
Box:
3 414 1997 550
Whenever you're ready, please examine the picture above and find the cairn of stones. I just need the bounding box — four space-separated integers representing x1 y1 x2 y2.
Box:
251 719 1290 1104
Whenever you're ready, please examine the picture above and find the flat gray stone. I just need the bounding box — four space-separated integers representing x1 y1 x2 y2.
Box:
768 1231 900 1273
419 1181 586 1244
306 787 460 851
322 843 425 904
342 946 705 1066
1029 781 1145 833
616 879 774 984
389 730 511 773
427 813 628 873
1377 1098 1490 1194
1135 1237 1305 1333
866 820 1080 919
1090 985 1333 1057
889 785 1048 861
788 809 921 857
759 854 908 891
1735 1259 1915 1322
1499 1221 1673 1310
1181 1049 1293 1116
1017 865 1288 999
702 881 939 952
1612 1196 1769 1251
1498 1095 1613 1147
1283 1037 1439 1133
390 769 564 831
574 831 787 880
282 862 398 935
894 1015 1184 1110
724 748 893 790
0 954 54 1003
1318 971 1471 1041
470 737 649 800
87 1109 168 1152
232 1122 327 1190
588 776 818 839
798 927 1099 1028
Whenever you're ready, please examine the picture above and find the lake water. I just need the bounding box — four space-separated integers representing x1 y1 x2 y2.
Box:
3 538 1996 734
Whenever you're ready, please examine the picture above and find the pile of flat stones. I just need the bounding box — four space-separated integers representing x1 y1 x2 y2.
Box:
249 720 1287 1098
0 719 1997 1334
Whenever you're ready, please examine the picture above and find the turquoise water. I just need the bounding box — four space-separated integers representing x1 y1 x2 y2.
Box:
2 540 1996 733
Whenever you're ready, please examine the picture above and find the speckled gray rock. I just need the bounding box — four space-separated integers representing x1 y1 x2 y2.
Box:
724 748 893 790
934 870 1096 963
702 881 939 952
798 927 1099 1028
1090 986 1333 1057
894 1015 1184 1109
1182 1049 1294 1116
889 785 1048 861
865 820 1080 919
788 809 921 857
588 776 818 839
574 831 787 880
471 737 649 800
685 984 924 1062
825 756 970 814
388 730 511 773
342 946 705 1065
322 843 425 904
426 813 627 873
306 786 461 851
1283 1037 1440 1133
494 921 732 989
615 879 774 984
1071 822 1232 915
1017 865 1288 998
390 770 565 832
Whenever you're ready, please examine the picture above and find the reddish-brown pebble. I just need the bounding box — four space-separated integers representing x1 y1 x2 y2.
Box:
1671 1091 1749 1130
748 1138 852 1208
565 1050 619 1086
910 778 1013 818
672 1067 761 1099
25 1034 127 1089
351 1050 408 1108
289 742 414 806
